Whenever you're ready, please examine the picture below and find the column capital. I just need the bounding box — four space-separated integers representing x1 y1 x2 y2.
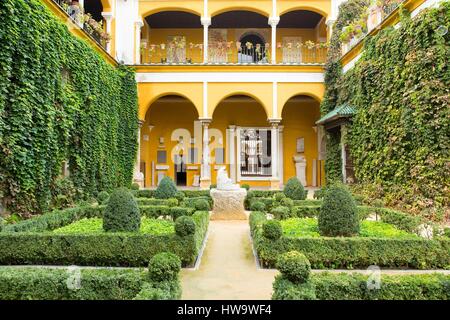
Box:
101 11 114 21
135 19 144 28
326 19 336 28
201 17 211 26
138 119 145 127
199 117 212 125
228 125 237 130
268 16 280 27
268 118 282 126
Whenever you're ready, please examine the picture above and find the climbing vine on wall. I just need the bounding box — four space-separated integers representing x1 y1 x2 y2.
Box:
324 1 450 217
0 0 138 214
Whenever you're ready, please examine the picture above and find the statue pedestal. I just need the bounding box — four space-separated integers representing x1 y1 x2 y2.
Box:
293 155 307 186
210 188 248 220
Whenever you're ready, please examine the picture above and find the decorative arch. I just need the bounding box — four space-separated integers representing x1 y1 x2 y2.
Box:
210 7 271 18
279 6 328 19
141 7 202 19
138 83 203 120
277 83 325 119
100 0 111 11
209 83 273 119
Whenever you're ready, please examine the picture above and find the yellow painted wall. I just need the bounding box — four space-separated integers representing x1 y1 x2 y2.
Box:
281 98 321 186
139 1 204 17
141 100 200 187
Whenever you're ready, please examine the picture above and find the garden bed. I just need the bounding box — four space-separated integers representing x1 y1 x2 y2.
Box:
250 211 450 269
273 270 450 300
0 205 209 267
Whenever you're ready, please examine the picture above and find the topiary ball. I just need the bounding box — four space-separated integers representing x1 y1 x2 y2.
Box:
276 251 311 283
155 176 177 199
175 216 196 237
250 201 266 212
103 188 140 232
262 220 282 240
148 252 181 282
318 184 359 237
97 191 110 204
194 199 210 211
284 177 307 200
271 206 291 220
130 183 140 191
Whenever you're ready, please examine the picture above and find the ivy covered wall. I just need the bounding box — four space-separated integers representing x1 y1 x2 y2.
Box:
323 1 449 217
0 0 139 214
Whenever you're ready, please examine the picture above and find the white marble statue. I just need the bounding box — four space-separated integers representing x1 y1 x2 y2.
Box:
216 167 240 191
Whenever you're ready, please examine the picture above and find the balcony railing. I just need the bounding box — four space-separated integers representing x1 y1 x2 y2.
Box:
140 41 328 65
51 0 110 49
341 0 404 55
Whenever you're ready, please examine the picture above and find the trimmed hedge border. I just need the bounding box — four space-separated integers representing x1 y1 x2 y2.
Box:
132 190 211 199
273 272 450 300
0 266 181 300
0 211 209 267
250 212 450 269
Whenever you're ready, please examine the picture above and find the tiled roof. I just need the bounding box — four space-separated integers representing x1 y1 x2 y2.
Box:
316 104 355 125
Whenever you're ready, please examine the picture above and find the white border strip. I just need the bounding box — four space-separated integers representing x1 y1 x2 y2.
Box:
343 53 363 74
136 72 324 83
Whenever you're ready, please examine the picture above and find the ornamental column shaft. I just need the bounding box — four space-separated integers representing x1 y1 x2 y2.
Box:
101 12 114 54
200 119 212 189
201 17 211 63
135 20 144 64
268 17 280 64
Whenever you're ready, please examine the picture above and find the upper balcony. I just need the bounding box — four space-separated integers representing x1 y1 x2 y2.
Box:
50 0 111 50
138 8 329 66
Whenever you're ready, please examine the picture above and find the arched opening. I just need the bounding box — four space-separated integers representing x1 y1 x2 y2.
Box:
211 95 272 186
277 10 328 64
210 11 270 64
141 95 200 187
281 95 321 187
142 11 202 64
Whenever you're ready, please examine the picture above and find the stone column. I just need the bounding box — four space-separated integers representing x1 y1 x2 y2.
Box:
135 20 144 64
133 120 145 187
227 125 236 183
268 16 280 64
200 119 212 189
278 125 284 186
101 12 114 54
201 17 211 63
269 119 280 189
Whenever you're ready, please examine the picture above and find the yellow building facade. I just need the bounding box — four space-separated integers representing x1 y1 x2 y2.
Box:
131 0 334 189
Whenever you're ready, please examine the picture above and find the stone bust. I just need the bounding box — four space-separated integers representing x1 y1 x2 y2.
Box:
216 167 240 191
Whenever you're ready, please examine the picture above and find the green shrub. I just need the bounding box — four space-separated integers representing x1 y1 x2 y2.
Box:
51 177 81 210
242 184 250 191
272 276 316 300
194 199 210 211
250 201 266 212
139 205 170 218
169 207 194 220
271 206 292 220
175 216 196 237
262 220 282 240
378 208 423 233
97 191 110 204
293 200 322 206
174 191 185 203
132 190 156 198
274 192 286 202
280 197 294 208
167 198 179 207
148 252 181 282
318 184 359 237
291 206 320 218
249 197 275 211
276 251 311 283
131 183 140 191
103 188 140 232
444 228 450 238
182 196 213 209
155 177 177 199
284 177 307 200
133 281 181 300
209 184 217 189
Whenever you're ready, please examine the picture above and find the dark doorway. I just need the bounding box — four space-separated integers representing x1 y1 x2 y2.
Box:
239 33 267 63
174 154 187 186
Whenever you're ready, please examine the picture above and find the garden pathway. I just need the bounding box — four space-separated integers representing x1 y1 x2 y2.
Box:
180 220 278 300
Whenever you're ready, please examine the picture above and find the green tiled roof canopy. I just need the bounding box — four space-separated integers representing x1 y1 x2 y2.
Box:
316 104 355 125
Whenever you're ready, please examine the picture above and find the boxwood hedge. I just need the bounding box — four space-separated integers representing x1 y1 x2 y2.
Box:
0 211 209 267
0 266 181 300
273 272 450 300
250 212 450 269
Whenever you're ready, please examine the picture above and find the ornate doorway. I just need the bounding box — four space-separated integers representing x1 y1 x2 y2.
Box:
239 128 272 177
